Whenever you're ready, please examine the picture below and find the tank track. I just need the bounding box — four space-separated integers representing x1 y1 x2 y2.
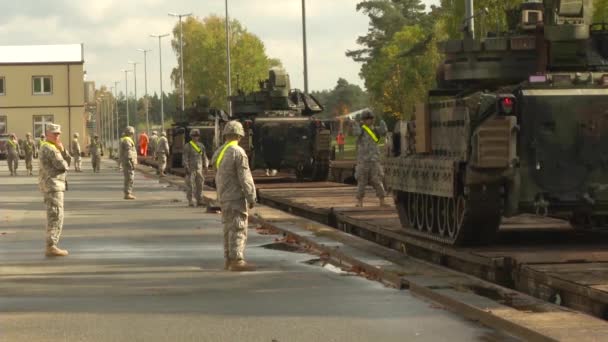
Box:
394 183 502 245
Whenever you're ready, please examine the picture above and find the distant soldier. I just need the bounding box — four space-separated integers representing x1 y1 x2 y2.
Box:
156 131 170 176
138 131 149 157
89 135 104 173
211 121 257 272
71 132 82 172
6 133 20 176
183 129 209 207
149 130 159 157
23 132 37 176
39 123 72 257
352 110 388 207
120 126 137 199
36 134 46 155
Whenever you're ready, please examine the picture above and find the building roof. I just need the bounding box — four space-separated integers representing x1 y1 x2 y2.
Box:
0 44 83 64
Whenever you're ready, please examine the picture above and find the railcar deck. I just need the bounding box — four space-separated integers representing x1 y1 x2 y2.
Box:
256 182 608 319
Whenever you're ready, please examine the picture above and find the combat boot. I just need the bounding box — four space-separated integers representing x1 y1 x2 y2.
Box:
188 201 195 207
356 199 363 207
224 258 231 270
228 260 256 272
45 245 69 257
379 198 390 207
124 194 136 200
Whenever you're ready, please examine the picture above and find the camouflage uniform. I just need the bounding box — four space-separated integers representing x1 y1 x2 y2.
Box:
211 121 256 267
183 132 209 206
156 133 170 175
149 132 159 157
6 136 20 176
120 127 138 198
90 137 104 173
71 134 82 172
38 125 72 249
23 135 37 176
353 115 387 203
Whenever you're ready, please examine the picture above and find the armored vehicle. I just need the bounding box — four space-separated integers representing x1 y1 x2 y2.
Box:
167 95 226 170
385 0 608 245
230 67 331 180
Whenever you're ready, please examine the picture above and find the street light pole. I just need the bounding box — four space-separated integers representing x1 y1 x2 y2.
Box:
113 81 120 149
225 0 232 116
121 69 132 127
128 61 139 128
302 0 309 93
109 87 115 153
137 49 152 134
168 12 192 112
150 33 169 131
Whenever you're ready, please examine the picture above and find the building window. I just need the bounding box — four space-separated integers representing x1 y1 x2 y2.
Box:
33 76 52 95
0 116 6 134
33 115 54 138
0 77 5 95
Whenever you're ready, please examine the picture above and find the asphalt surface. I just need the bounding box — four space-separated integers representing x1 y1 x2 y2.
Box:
0 158 516 341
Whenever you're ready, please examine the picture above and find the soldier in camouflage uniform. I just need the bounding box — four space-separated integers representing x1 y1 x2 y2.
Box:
71 132 82 172
120 126 138 199
183 129 209 207
39 123 72 257
89 135 104 173
352 110 388 207
211 121 257 272
37 134 45 153
149 130 159 157
156 131 170 176
6 133 20 176
23 132 37 176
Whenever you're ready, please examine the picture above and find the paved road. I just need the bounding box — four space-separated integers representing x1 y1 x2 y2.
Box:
0 158 516 341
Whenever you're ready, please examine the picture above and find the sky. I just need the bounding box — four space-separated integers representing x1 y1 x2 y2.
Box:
0 0 440 96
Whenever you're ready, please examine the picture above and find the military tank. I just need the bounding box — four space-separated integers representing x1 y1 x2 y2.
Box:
384 0 608 245
167 95 227 170
230 67 331 180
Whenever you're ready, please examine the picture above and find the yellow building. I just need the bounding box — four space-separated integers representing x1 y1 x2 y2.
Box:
0 44 85 141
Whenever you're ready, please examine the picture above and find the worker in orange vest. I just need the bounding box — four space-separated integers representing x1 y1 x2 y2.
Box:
138 131 149 157
336 131 345 154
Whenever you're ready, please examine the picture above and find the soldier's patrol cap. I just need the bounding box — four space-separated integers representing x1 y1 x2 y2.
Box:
160 131 167 137
152 130 158 135
74 132 79 138
94 134 99 138
46 123 62 134
190 129 200 136
9 133 16 138
26 132 32 137
125 126 135 134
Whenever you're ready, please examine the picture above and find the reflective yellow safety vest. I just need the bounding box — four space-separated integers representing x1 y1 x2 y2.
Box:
189 140 202 154
121 136 135 145
41 141 58 151
216 140 238 169
361 124 379 143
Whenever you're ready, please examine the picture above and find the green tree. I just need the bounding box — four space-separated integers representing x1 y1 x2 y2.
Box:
171 15 281 111
311 78 369 117
595 0 608 23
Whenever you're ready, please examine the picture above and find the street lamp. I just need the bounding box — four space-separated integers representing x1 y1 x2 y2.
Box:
168 12 192 112
121 69 133 126
137 48 152 134
109 87 115 152
225 0 232 116
128 61 140 128
113 81 120 146
150 33 170 131
302 0 309 93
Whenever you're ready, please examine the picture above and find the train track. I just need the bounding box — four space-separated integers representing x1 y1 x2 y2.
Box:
139 155 608 320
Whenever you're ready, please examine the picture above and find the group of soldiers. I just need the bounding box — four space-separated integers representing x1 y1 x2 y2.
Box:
34 110 386 272
5 132 40 176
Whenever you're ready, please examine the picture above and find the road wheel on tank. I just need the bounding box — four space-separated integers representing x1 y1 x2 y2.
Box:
311 156 329 181
446 197 458 239
451 184 502 245
395 191 413 229
416 193 425 231
425 195 435 233
436 197 448 237
570 212 593 229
